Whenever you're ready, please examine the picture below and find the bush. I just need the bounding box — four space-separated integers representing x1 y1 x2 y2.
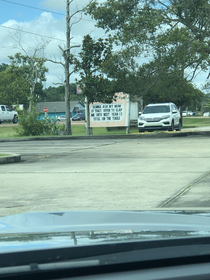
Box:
17 107 59 136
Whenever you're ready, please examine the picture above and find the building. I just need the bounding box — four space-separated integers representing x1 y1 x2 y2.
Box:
35 101 85 119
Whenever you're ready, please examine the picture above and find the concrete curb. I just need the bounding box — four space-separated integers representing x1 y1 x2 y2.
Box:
0 129 210 142
0 153 21 164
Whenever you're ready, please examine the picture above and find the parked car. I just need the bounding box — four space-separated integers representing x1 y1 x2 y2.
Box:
203 112 210 117
0 105 18 124
138 102 181 132
72 112 85 121
57 115 66 122
182 111 188 117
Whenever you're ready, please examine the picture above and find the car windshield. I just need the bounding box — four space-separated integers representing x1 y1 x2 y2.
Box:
143 105 170 114
1 2 210 277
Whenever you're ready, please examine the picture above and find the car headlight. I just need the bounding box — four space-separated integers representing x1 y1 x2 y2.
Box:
161 115 170 120
139 116 145 121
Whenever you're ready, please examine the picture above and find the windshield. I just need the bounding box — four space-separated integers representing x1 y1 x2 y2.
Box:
0 0 210 266
143 105 170 114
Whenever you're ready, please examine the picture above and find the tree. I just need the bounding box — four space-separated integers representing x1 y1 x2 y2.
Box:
0 63 8 72
87 0 210 85
141 69 204 109
0 68 29 107
8 53 48 112
47 0 94 135
75 34 117 135
43 84 84 102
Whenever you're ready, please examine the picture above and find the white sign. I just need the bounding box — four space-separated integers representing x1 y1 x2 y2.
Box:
90 103 124 122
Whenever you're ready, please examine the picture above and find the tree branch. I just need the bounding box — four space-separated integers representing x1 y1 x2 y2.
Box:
46 59 65 67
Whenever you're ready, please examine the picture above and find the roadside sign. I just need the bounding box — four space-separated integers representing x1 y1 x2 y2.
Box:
77 86 82 94
44 107 48 113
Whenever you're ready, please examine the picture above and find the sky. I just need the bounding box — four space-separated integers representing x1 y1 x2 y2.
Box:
0 0 208 91
0 0 106 88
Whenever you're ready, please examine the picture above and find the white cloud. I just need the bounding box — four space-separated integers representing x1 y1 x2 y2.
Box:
0 3 109 88
0 12 67 87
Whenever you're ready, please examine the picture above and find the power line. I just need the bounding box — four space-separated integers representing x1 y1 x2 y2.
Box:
1 0 96 23
1 0 65 16
0 25 65 42
0 25 81 45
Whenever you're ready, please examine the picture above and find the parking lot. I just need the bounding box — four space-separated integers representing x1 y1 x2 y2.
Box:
1 135 210 216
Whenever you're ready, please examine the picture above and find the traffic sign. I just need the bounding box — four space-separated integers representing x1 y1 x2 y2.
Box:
44 107 48 113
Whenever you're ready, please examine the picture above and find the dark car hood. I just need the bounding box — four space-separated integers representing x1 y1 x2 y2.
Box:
0 210 210 253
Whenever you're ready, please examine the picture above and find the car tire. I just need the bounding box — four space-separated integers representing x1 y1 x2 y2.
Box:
168 120 174 131
0 121 2 124
12 115 18 124
139 129 145 133
176 120 182 131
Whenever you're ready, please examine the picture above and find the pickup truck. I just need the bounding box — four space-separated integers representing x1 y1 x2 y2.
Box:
0 105 18 124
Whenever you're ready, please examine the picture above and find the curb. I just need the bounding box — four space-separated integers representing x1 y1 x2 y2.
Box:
0 154 21 164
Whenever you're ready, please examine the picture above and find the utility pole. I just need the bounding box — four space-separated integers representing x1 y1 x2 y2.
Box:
65 0 72 135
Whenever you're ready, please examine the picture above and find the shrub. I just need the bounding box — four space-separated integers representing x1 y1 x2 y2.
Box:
17 106 59 136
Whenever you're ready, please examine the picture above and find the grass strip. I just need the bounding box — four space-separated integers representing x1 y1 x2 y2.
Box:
0 117 210 138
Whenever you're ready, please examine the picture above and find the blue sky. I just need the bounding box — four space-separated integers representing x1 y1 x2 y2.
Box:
0 0 65 23
0 0 103 87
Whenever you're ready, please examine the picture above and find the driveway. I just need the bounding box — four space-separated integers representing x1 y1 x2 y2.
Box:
0 136 210 216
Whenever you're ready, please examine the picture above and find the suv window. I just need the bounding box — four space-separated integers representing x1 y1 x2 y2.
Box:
1 106 5 111
143 105 170 114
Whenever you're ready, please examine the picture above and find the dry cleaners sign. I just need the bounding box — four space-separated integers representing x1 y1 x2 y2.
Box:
91 103 124 122
89 93 130 128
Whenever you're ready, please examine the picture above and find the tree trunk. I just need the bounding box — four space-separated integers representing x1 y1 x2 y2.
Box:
65 0 72 135
85 96 92 135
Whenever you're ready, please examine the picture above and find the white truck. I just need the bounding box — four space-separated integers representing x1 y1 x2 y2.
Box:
0 105 18 124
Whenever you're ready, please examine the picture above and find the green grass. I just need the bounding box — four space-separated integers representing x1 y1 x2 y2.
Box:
0 117 210 139
0 126 19 138
71 125 139 136
0 154 9 157
182 117 210 128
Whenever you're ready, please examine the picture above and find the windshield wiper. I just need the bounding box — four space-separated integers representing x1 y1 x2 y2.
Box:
0 259 100 276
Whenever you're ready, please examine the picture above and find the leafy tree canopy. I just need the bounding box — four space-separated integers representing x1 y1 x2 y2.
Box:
86 0 208 108
75 34 118 103
8 53 48 109
0 68 30 107
42 84 85 102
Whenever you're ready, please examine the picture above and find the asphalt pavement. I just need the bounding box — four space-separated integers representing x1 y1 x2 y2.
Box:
1 127 210 216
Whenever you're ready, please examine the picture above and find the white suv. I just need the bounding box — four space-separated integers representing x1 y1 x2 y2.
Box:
138 103 181 132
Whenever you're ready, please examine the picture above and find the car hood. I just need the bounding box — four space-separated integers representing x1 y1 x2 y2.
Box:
0 210 210 253
140 112 170 118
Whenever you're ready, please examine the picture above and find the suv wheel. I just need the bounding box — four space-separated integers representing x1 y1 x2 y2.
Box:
176 120 182 131
168 120 174 131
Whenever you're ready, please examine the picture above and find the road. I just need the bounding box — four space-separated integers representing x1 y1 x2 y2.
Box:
0 135 210 216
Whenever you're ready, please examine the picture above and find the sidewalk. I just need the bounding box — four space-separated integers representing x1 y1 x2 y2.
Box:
182 126 210 131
